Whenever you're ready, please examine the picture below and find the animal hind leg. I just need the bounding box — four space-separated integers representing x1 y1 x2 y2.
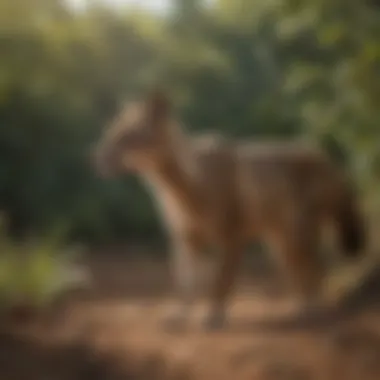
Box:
268 213 325 309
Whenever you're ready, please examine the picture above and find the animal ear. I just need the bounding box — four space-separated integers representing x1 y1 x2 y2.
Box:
145 89 170 120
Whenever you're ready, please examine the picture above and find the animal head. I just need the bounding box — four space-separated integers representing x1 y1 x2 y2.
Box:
94 90 174 177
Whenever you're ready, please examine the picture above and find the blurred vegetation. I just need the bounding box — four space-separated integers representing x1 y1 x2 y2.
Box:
0 0 379 244
0 215 86 313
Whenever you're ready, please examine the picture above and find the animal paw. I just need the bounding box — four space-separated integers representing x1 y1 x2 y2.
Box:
160 310 188 332
294 300 334 325
201 310 227 331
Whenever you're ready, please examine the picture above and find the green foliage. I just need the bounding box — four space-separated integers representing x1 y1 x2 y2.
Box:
0 216 86 309
0 0 379 243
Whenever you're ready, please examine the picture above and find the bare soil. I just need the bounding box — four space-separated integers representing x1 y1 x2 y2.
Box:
1 247 380 380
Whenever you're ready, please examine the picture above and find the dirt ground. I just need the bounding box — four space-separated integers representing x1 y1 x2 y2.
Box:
1 247 380 380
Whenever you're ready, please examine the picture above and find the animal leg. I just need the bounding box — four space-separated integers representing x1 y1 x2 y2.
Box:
267 211 325 314
163 235 205 329
203 238 243 330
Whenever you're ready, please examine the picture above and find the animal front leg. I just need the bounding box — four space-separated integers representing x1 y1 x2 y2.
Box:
203 239 243 330
163 236 204 330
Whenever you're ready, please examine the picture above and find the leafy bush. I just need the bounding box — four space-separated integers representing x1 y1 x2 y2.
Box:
0 215 89 312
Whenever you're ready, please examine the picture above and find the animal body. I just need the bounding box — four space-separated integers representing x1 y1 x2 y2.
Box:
95 91 366 329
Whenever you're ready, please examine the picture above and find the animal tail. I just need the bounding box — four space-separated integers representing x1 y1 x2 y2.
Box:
335 184 366 259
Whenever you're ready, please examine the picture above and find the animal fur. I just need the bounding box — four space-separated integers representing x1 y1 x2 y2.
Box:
95 91 366 328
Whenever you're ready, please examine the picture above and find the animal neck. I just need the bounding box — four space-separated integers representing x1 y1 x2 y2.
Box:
142 123 202 218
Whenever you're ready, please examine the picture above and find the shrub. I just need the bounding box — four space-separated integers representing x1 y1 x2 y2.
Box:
0 215 90 316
